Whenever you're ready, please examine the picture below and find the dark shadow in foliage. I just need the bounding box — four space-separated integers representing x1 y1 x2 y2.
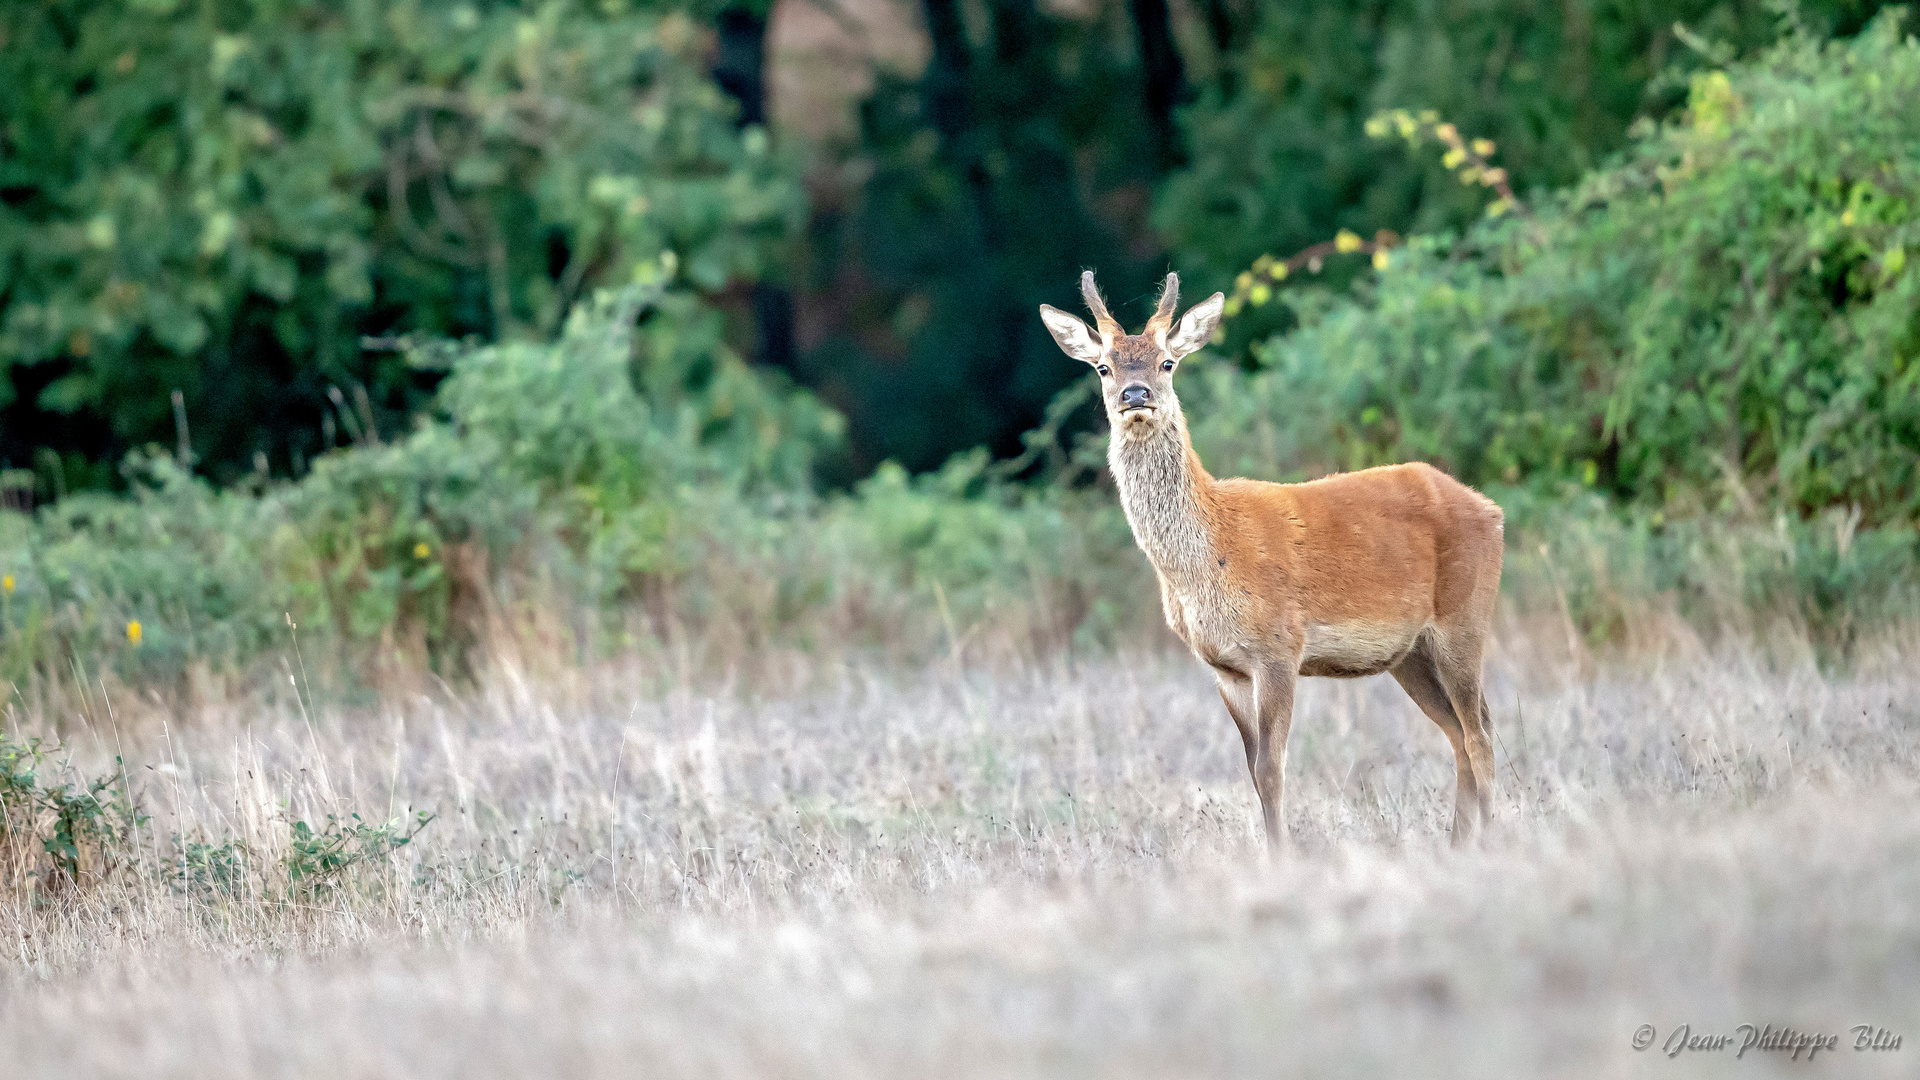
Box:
796 0 1175 476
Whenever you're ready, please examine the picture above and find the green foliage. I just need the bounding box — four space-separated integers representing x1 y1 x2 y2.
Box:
1157 0 1886 330
296 282 841 643
160 805 432 904
5 11 1918 686
1 733 144 892
0 0 800 480
2 0 1897 489
1499 493 1920 649
0 281 847 682
1191 13 1920 525
283 811 433 898
815 450 1145 650
3 452 299 674
428 281 836 504
166 836 251 899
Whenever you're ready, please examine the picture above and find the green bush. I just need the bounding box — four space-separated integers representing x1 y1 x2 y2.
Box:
1190 13 1920 525
1498 492 1920 648
0 0 799 478
0 280 846 683
1156 0 1883 308
2 732 143 893
0 268 1152 684
1 452 297 676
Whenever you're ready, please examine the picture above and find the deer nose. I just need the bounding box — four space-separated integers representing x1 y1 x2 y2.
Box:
1119 384 1152 409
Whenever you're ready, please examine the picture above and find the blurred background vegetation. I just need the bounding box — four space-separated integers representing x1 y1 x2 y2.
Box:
2 0 1917 690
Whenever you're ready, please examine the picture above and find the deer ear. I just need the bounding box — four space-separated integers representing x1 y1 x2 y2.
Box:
1166 292 1226 360
1039 304 1104 364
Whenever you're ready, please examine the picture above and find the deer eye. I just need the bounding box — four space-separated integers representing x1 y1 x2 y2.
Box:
1161 358 1176 372
1096 365 1111 377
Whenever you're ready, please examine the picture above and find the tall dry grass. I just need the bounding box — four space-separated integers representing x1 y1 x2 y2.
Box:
3 606 1918 1076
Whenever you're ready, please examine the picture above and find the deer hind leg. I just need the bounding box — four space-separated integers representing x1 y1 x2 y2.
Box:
1430 630 1497 829
1390 641 1481 842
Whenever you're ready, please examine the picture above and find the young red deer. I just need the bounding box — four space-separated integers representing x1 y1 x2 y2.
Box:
1040 271 1505 847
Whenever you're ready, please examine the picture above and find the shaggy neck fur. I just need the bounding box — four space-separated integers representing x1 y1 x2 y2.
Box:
1109 398 1216 582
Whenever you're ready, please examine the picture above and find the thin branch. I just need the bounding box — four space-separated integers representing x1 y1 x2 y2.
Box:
385 146 483 268
412 117 480 243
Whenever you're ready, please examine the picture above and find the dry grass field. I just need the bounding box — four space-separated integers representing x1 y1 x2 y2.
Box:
4 617 1920 1078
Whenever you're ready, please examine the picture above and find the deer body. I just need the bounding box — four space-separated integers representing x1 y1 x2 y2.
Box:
1043 272 1504 847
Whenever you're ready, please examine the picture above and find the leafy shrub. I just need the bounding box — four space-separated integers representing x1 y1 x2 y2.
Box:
161 812 433 903
282 812 434 899
165 837 251 900
1 452 296 676
0 280 847 683
1190 13 1920 526
812 451 1148 653
1 733 143 895
1499 492 1920 650
0 0 800 479
1156 0 1883 304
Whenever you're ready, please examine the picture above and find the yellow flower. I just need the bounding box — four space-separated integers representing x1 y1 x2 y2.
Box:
1840 209 1855 227
127 620 143 647
414 542 432 559
1373 250 1392 271
2 575 13 594
1334 229 1362 253
1271 263 1288 281
1248 284 1272 306
1442 148 1467 170
1434 122 1458 143
1471 138 1496 157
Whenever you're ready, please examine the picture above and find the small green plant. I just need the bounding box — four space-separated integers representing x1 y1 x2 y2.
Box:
1 734 143 894
164 837 253 900
282 811 435 899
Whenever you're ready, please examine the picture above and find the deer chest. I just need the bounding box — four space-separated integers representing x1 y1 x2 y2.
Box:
1156 566 1249 664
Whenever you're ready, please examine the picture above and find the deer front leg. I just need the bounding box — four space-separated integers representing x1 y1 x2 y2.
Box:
1250 661 1298 852
1214 668 1258 776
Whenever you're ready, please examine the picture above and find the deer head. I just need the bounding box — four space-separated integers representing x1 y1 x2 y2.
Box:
1039 271 1225 440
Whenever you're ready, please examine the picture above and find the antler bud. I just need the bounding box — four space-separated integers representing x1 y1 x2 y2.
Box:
1145 273 1180 338
1080 271 1123 340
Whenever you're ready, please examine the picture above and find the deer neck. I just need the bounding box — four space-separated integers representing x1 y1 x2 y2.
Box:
1109 402 1216 582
